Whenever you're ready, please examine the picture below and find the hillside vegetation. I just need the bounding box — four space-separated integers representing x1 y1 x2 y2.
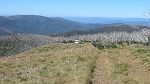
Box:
59 25 149 36
0 34 57 57
0 43 99 84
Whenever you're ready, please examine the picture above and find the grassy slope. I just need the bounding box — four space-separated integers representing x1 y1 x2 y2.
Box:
1 43 150 84
0 43 99 84
93 44 150 84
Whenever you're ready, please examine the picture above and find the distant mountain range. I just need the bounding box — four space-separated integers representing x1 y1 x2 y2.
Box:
66 17 150 25
0 15 149 36
0 15 101 36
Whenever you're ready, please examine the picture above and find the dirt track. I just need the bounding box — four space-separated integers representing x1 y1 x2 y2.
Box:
92 51 113 84
92 48 150 84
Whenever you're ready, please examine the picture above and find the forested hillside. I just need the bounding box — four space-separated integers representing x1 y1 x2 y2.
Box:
0 15 92 35
0 34 57 57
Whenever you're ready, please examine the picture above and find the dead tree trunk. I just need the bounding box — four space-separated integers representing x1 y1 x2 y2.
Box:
148 36 150 45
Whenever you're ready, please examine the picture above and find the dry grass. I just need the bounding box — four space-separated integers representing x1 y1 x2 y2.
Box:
0 43 99 84
93 44 150 84
1 43 150 84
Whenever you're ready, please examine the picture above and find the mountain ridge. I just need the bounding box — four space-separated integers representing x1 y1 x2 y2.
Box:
0 15 94 36
0 15 149 36
66 17 150 25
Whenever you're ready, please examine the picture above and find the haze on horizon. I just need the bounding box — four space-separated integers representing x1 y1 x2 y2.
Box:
0 0 150 18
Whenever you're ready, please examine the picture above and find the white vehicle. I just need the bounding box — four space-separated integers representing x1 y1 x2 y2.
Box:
75 40 81 44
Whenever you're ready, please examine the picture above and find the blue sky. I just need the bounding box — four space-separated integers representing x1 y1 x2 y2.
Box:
0 0 149 18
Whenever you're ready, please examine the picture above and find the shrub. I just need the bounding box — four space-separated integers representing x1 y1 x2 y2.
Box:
114 63 129 75
137 48 148 54
92 41 118 50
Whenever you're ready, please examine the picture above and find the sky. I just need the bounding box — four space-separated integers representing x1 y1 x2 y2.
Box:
0 0 150 18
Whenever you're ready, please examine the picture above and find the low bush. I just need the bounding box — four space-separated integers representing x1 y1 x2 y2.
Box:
92 41 118 50
114 63 129 75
